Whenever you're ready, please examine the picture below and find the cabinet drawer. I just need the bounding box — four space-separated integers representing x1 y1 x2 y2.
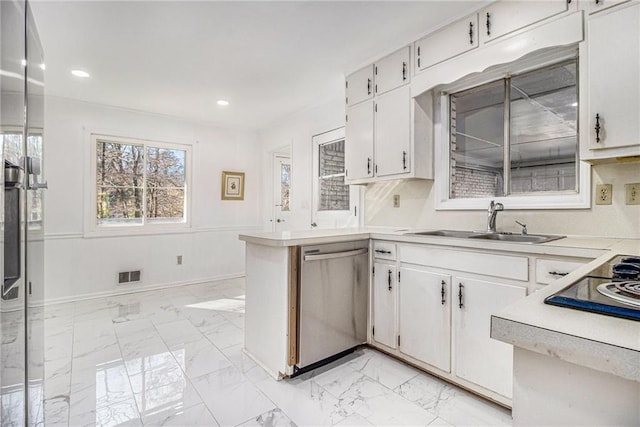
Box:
535 258 589 285
373 241 396 260
400 245 528 281
589 0 630 14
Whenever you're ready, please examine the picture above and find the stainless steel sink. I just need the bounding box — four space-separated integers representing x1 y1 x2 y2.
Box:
410 230 483 238
407 230 565 244
468 233 564 243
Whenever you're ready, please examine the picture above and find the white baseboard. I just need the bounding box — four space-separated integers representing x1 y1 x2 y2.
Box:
42 272 246 307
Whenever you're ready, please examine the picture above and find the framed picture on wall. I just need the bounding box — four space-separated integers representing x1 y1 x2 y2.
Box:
221 171 245 200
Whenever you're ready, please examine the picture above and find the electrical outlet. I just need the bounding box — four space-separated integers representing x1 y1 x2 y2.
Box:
595 184 612 205
625 183 640 205
177 255 183 265
393 195 400 208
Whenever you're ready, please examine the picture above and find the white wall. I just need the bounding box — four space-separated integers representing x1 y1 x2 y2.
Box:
258 97 346 231
42 97 262 303
365 161 640 238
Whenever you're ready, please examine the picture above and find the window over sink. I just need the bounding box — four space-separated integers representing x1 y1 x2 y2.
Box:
434 48 590 210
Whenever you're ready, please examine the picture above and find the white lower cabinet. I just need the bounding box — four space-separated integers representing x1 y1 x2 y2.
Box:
372 261 397 349
398 267 451 372
453 277 527 399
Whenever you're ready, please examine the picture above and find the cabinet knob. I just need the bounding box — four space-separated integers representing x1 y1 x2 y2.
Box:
469 21 474 45
402 62 407 81
595 113 602 143
441 280 446 305
458 283 464 309
388 270 393 291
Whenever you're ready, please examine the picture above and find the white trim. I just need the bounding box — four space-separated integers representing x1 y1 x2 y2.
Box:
44 225 262 240
40 272 246 307
87 131 193 235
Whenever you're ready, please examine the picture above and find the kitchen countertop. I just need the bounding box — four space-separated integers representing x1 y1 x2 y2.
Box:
239 228 640 382
491 238 640 383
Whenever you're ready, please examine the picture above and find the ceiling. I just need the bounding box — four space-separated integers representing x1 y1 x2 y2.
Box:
30 1 484 130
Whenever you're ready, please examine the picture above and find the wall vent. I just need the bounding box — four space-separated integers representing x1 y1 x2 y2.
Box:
118 270 142 285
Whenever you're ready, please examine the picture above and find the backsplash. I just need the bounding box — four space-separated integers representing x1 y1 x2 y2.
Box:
365 161 640 238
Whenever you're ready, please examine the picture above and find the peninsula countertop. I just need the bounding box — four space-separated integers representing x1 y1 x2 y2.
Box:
239 228 640 382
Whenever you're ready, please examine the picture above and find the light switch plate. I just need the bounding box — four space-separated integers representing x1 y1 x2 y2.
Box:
625 183 640 205
393 195 400 208
595 184 612 205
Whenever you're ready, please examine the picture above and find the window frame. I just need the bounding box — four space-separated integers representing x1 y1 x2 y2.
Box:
89 133 192 233
434 53 590 210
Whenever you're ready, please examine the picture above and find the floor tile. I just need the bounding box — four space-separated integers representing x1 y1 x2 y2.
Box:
171 338 233 379
141 402 219 426
191 366 276 427
237 407 297 427
32 280 514 427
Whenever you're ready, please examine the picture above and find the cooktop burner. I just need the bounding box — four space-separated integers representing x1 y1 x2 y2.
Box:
545 255 640 321
597 281 640 308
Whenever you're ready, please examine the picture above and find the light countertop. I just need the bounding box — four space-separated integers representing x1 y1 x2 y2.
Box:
239 227 640 382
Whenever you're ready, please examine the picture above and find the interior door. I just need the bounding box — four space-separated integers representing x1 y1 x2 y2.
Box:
272 154 292 231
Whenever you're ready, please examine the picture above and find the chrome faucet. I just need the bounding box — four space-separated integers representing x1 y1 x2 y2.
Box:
487 200 504 233
515 220 528 235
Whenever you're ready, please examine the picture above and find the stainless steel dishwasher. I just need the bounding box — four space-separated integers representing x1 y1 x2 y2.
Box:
296 240 369 374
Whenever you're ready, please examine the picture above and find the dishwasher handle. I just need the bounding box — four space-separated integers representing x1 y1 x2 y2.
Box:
303 248 368 262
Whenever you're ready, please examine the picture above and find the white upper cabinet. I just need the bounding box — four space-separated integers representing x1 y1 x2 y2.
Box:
589 0 631 14
415 13 479 72
587 1 640 152
346 65 374 107
345 100 374 181
480 0 569 44
374 46 410 96
374 85 411 177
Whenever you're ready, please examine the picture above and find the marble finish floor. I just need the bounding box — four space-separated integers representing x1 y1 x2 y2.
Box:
37 279 512 426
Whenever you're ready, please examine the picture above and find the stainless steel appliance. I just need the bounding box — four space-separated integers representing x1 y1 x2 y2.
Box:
545 255 640 321
296 240 369 374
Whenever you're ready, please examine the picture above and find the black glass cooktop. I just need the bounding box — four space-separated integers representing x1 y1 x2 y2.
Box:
545 255 640 322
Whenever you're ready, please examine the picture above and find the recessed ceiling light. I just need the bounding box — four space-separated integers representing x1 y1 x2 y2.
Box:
21 59 27 67
217 99 229 106
71 69 90 78
40 63 46 71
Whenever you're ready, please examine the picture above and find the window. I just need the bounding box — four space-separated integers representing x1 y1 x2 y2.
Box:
311 128 360 228
450 59 578 200
93 135 189 228
318 138 349 211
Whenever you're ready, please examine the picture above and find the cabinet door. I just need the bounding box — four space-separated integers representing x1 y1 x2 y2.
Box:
374 85 411 177
399 268 451 372
374 47 410 96
345 100 374 181
373 262 397 349
588 2 640 150
480 0 568 44
416 14 478 72
589 0 630 14
453 277 526 398
346 65 374 106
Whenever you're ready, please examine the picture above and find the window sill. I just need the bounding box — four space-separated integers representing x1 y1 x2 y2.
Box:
435 191 590 211
84 223 192 239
